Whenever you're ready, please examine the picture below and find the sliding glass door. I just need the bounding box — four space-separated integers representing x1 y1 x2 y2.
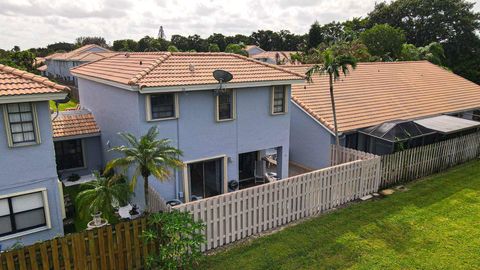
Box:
188 158 223 200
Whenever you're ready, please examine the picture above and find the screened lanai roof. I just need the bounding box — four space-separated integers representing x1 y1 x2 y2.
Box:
359 120 436 143
414 115 480 134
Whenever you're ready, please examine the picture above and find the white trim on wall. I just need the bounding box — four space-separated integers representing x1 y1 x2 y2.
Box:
145 93 179 122
0 188 52 242
139 79 305 93
215 89 236 122
0 93 67 104
2 102 42 148
182 154 228 203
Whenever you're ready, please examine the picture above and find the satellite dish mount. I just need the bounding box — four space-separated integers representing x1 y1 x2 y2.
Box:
213 70 233 96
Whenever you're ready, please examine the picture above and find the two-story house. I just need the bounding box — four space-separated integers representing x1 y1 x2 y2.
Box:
44 44 113 86
71 52 304 205
0 64 68 249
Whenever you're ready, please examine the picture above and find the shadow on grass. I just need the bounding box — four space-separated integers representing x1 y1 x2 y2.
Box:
202 161 480 270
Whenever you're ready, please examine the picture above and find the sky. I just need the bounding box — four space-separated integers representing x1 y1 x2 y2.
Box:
0 0 479 50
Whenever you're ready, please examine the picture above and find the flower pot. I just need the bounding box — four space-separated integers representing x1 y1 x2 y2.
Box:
92 211 102 226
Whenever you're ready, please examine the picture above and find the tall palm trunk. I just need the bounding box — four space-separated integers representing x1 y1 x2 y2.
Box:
143 175 149 212
329 73 341 164
329 73 340 146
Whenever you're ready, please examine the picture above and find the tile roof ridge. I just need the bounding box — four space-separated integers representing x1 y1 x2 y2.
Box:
230 53 306 79
71 52 122 73
129 52 173 86
291 96 335 132
0 64 70 91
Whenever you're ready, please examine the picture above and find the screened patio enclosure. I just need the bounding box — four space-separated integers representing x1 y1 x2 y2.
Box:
356 120 437 155
353 116 480 155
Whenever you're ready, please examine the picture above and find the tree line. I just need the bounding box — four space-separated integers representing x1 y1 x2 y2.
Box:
2 0 479 83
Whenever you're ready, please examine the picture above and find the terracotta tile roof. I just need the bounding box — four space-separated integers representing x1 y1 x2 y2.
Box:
286 61 480 133
71 52 305 88
37 65 47 71
45 44 111 61
52 109 100 138
252 51 298 63
0 64 69 97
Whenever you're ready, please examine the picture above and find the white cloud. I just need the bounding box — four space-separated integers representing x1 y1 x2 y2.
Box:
0 0 478 49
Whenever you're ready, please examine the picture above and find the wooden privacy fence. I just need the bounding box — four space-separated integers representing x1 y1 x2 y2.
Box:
173 147 381 251
380 131 480 188
0 218 153 270
331 144 378 165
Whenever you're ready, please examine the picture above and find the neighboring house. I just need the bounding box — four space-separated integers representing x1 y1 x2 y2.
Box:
0 64 68 249
37 65 47 76
286 61 480 169
44 44 113 86
51 108 103 183
245 45 265 56
71 52 304 205
252 51 298 65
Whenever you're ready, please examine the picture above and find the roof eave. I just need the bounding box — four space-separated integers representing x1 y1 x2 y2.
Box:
139 79 306 93
0 92 68 104
72 73 137 91
53 132 101 141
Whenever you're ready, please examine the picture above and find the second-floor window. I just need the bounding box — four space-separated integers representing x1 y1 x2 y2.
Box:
271 86 287 114
54 139 84 170
216 90 235 121
3 103 39 147
148 93 177 121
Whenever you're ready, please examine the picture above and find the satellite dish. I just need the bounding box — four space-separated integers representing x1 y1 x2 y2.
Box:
213 70 233 96
213 70 233 83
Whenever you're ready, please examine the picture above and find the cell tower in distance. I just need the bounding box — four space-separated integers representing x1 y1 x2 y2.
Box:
158 26 166 39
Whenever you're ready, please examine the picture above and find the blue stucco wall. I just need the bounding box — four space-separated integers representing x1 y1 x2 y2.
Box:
289 101 334 169
0 101 64 249
78 78 291 205
56 136 104 179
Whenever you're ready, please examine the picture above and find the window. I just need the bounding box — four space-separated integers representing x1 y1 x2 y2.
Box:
188 158 223 200
4 103 39 146
216 90 235 121
0 191 48 237
54 139 84 170
148 93 177 120
272 86 287 114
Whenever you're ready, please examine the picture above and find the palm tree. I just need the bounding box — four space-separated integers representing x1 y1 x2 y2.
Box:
76 171 131 221
105 127 183 210
306 49 357 147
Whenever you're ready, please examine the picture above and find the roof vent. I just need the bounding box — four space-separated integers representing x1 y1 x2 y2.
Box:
125 53 130 58
140 61 143 65
189 64 195 72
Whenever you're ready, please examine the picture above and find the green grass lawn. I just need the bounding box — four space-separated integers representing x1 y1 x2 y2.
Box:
49 99 78 111
203 160 480 270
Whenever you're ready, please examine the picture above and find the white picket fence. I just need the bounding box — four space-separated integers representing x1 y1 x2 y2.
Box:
147 185 171 213
173 147 381 251
380 131 480 188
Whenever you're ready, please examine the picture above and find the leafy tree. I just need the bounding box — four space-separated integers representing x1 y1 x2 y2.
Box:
224 43 248 56
171 35 190 51
208 43 220 52
105 127 183 209
419 42 445 66
75 36 107 47
137 36 156 52
329 40 371 62
47 42 75 52
167 45 179 52
207 33 227 51
308 21 323 48
76 172 131 222
400 44 421 61
142 211 205 269
306 50 357 146
360 24 406 59
112 39 138 51
368 0 480 83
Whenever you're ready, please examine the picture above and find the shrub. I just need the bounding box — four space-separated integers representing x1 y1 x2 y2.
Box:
142 211 205 270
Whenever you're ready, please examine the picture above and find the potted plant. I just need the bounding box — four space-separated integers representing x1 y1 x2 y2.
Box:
76 171 132 224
